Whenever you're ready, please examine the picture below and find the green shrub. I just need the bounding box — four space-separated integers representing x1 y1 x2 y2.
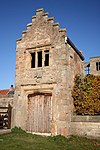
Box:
11 127 26 134
72 74 100 115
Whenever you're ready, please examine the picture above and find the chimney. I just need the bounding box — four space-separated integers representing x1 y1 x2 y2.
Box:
9 85 14 92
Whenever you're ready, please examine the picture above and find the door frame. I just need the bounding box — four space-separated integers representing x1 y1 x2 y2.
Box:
22 84 57 136
27 92 52 134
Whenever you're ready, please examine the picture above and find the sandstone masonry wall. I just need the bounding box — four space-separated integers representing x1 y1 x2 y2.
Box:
71 116 100 138
13 8 84 137
90 56 100 76
0 95 13 107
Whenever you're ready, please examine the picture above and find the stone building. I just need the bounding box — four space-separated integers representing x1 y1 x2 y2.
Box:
0 85 14 107
84 56 100 75
13 8 84 137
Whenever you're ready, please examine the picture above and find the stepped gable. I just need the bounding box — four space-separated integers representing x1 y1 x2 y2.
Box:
16 8 66 48
16 8 84 60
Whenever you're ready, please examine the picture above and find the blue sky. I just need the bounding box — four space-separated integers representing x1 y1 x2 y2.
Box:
0 0 100 89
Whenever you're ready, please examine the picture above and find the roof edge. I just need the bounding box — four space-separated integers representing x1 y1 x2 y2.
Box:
90 56 100 59
67 37 84 61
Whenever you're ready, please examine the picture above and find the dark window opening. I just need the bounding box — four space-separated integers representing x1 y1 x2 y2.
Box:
31 52 35 68
96 62 100 71
38 51 42 67
44 50 49 66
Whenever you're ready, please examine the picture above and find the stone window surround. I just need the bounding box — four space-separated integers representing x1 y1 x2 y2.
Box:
27 47 51 69
96 62 100 71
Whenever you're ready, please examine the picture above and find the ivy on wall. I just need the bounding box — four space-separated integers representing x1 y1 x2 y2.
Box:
72 74 100 115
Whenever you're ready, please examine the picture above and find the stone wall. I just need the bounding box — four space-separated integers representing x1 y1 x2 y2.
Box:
71 116 100 138
0 95 13 107
13 8 84 137
90 56 100 76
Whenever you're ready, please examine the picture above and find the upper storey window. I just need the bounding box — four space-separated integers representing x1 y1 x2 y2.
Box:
96 62 100 71
31 50 49 68
38 51 42 67
31 52 35 68
44 50 49 66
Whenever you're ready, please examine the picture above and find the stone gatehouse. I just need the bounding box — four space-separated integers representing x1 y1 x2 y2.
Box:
13 8 84 137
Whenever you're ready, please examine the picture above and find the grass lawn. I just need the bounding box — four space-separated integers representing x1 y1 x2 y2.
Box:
0 128 100 150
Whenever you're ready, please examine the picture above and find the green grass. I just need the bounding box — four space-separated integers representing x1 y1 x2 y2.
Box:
0 128 100 150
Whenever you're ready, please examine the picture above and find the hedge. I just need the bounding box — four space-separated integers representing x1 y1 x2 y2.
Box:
72 74 100 115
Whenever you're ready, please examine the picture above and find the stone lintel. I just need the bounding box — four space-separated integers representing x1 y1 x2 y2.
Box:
26 43 51 50
21 83 55 87
20 83 56 94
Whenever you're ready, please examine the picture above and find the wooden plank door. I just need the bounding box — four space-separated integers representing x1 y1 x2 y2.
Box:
27 93 52 133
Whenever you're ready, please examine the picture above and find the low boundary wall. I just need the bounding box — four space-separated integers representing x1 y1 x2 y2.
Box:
71 115 100 138
0 95 13 107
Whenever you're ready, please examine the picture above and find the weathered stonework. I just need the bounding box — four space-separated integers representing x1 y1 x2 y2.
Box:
13 8 84 137
90 56 100 75
84 56 100 75
71 116 100 138
0 95 13 107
